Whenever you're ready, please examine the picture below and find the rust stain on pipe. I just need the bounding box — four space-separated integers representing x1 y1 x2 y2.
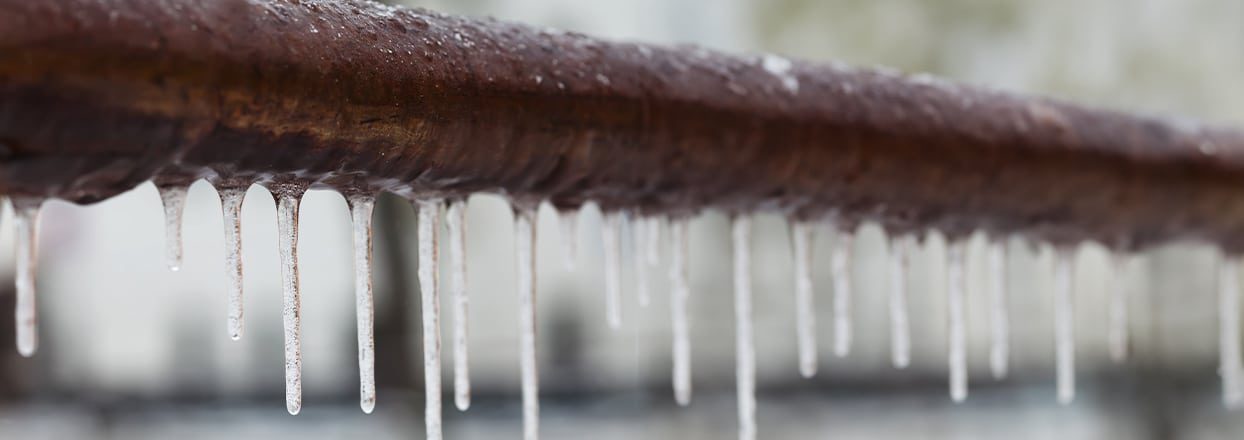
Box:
2 0 1244 250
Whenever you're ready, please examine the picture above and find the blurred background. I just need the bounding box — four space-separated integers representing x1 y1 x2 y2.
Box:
2 0 1244 438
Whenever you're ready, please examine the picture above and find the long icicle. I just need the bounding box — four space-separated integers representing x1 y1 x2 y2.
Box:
1108 253 1130 363
348 195 377 414
1219 254 1242 408
416 199 444 439
888 234 911 369
634 213 650 307
1053 247 1076 405
446 199 471 411
670 218 692 406
790 221 817 378
514 206 540 440
158 185 188 271
732 216 756 440
275 188 305 415
988 237 1009 380
602 211 623 329
947 240 968 402
646 217 661 265
830 225 853 357
12 198 43 358
219 187 247 341
559 208 578 271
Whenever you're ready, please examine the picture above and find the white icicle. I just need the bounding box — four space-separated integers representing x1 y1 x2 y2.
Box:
888 234 911 369
947 240 968 403
348 195 377 414
790 221 817 378
158 185 188 271
12 198 42 358
447 199 471 412
220 187 246 341
988 238 1009 380
670 218 692 406
602 212 623 329
416 199 443 439
732 216 756 440
275 190 304 415
514 207 540 440
646 217 661 265
1053 248 1076 405
559 208 579 271
830 226 853 357
1219 254 1242 408
1108 253 1130 363
634 214 650 307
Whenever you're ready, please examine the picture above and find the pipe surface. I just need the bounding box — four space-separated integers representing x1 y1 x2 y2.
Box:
2 0 1244 249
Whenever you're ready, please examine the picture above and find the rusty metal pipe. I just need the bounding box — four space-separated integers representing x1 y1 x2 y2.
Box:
2 0 1244 250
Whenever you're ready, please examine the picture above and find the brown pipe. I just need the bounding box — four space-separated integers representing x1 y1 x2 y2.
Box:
2 0 1243 250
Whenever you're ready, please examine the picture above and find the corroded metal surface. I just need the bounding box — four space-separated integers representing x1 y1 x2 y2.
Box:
2 0 1244 249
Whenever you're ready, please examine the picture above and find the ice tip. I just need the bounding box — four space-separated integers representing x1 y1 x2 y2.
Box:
16 341 35 358
361 397 376 414
455 396 470 412
286 402 301 415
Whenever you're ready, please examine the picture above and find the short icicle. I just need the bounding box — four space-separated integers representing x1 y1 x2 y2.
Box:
634 213 651 307
348 195 377 414
514 205 540 440
1053 247 1076 405
275 186 306 415
558 208 579 271
158 185 188 271
602 211 623 329
1219 254 1242 408
219 187 247 341
12 198 43 357
790 221 817 378
446 199 472 411
732 216 756 440
1108 253 1130 363
946 240 968 403
645 217 661 265
830 225 854 357
988 238 1009 380
888 234 911 369
416 199 444 439
670 218 692 406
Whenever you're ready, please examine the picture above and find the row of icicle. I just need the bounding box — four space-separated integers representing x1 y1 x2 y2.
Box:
4 181 1244 440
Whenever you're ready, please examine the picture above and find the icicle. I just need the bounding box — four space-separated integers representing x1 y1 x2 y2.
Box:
732 216 756 440
669 218 692 406
559 208 578 271
988 238 1009 380
946 240 968 403
602 211 623 329
888 234 911 369
275 189 305 415
446 199 471 412
830 226 853 357
1108 254 1130 363
514 206 540 440
12 198 42 358
416 199 443 439
348 195 377 414
158 185 188 271
645 217 661 265
1053 247 1076 405
1219 254 1242 408
634 213 651 307
790 221 817 378
219 187 247 341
